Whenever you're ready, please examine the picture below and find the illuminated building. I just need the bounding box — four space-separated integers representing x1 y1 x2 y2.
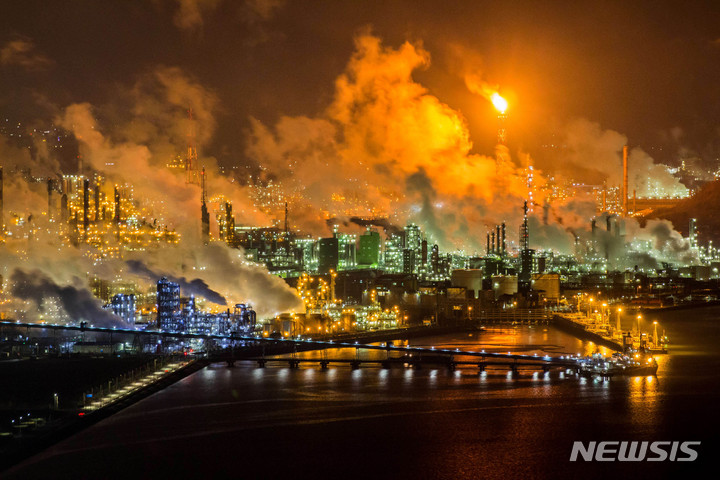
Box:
402 248 416 274
318 237 339 274
357 228 380 267
405 224 421 253
109 293 135 325
293 237 318 272
337 233 357 270
157 277 181 331
234 304 257 332
383 232 405 273
519 201 535 283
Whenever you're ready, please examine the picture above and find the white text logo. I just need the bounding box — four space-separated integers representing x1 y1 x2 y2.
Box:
570 441 700 462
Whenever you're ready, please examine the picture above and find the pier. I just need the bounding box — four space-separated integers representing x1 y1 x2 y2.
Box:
552 314 624 351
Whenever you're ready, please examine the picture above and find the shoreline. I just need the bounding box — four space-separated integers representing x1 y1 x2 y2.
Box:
637 300 720 313
0 308 693 472
0 358 205 473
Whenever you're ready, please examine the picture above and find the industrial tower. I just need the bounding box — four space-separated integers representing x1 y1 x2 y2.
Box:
520 201 529 250
622 145 629 216
491 93 508 146
201 167 209 244
186 109 201 186
519 201 534 283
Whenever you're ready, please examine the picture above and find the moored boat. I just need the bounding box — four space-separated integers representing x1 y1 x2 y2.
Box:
578 352 658 378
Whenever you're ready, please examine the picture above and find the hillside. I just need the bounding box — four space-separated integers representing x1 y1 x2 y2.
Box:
648 180 720 243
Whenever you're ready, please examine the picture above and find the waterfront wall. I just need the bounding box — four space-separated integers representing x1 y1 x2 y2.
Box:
551 315 623 351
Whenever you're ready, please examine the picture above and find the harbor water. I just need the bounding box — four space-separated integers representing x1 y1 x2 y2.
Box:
6 306 720 479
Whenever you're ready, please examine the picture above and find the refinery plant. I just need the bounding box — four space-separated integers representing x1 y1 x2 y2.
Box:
0 71 716 348
0 131 717 347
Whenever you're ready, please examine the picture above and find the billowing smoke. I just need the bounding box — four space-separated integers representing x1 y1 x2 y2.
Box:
0 63 302 322
123 243 303 317
628 148 688 198
348 216 402 236
168 0 222 33
246 33 697 254
527 216 576 254
50 79 302 316
125 259 227 305
0 28 703 327
0 37 53 71
10 268 124 327
578 214 699 270
56 67 270 239
629 218 698 265
537 118 688 198
247 33 534 251
167 0 283 37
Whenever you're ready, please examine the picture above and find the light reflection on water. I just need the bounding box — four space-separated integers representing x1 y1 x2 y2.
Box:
239 326 669 410
10 314 717 480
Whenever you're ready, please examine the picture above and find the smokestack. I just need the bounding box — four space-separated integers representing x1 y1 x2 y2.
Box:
225 202 235 243
83 178 89 233
495 225 501 254
94 182 100 222
501 222 506 255
201 167 209 245
622 145 628 216
61 193 68 222
47 179 53 220
486 233 490 255
284 201 289 235
491 230 496 254
114 187 121 224
521 201 529 251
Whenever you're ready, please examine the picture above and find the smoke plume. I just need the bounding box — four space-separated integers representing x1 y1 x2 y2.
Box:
126 259 227 305
247 32 534 251
10 268 124 327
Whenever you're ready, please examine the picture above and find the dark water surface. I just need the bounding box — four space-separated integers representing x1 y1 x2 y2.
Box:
6 307 720 479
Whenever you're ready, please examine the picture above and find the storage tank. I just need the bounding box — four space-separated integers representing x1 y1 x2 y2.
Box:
531 273 561 303
451 269 483 299
491 275 518 299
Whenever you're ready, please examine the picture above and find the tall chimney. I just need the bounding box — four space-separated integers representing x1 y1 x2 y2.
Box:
61 193 68 222
201 167 209 245
486 233 491 255
47 179 53 219
83 178 90 233
284 201 289 235
114 187 121 224
501 222 506 255
225 202 235 243
495 225 501 254
94 183 100 221
521 201 529 251
622 145 628 216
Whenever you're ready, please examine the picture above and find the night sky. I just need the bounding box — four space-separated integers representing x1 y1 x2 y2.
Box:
2 0 720 170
